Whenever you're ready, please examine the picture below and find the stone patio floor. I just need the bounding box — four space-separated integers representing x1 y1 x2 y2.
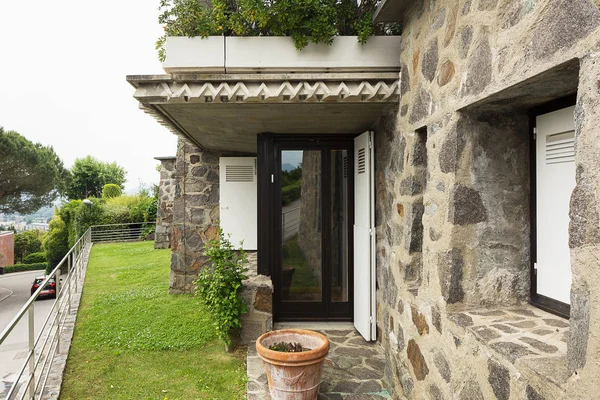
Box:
448 305 570 384
247 323 392 399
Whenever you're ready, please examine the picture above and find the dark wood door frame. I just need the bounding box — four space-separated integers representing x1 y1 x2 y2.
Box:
258 133 355 321
528 94 576 319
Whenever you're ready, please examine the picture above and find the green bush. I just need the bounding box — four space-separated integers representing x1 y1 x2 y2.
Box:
193 227 248 351
23 251 47 264
282 180 302 205
4 262 47 274
155 0 402 61
102 183 122 199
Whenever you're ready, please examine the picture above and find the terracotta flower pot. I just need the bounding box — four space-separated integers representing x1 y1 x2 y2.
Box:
256 329 330 400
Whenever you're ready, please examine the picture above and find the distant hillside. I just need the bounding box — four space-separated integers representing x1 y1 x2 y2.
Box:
282 163 296 172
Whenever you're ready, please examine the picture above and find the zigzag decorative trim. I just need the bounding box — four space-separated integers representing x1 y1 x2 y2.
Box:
134 80 399 104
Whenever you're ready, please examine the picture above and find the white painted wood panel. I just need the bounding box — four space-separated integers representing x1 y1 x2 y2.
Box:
354 131 376 341
536 106 576 305
219 157 257 250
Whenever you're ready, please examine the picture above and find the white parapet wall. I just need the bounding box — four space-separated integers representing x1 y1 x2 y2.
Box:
162 36 402 74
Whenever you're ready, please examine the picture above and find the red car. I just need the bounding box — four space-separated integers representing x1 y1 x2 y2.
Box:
31 276 57 299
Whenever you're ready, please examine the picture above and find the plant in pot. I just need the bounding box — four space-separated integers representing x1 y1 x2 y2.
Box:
193 226 249 352
156 0 401 61
256 329 330 399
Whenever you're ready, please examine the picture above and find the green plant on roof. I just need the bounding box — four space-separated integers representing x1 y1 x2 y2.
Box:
156 0 401 61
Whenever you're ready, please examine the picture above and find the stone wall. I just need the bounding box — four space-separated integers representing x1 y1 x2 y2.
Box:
155 157 176 249
375 0 600 399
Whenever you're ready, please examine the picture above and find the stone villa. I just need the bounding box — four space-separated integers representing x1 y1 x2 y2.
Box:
130 0 600 398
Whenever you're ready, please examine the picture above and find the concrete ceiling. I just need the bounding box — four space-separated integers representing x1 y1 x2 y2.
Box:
157 102 393 153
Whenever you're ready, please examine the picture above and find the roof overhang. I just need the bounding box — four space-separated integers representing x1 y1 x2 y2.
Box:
128 72 400 153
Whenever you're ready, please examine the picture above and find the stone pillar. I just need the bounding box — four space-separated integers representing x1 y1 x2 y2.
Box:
154 156 176 249
169 138 220 294
565 53 600 398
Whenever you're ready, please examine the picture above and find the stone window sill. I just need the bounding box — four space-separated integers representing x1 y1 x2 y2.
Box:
448 305 570 386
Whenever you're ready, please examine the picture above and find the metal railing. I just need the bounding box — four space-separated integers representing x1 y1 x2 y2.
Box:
0 228 92 400
90 222 155 243
282 206 300 242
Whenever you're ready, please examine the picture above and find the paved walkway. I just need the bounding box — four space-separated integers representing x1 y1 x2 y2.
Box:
247 323 392 399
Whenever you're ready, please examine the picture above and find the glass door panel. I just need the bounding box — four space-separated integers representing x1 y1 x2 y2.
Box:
281 150 322 303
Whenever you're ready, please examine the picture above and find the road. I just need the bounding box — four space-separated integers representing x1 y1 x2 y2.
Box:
0 270 54 397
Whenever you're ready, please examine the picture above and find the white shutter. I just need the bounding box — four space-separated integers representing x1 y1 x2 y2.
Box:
536 106 575 305
219 157 257 250
354 131 376 341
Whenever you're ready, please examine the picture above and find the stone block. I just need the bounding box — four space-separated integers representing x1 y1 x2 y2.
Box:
411 305 429 335
253 285 273 313
461 35 492 96
438 249 465 304
431 305 442 334
527 0 600 60
433 350 451 383
422 38 439 82
407 339 429 380
409 88 433 124
448 184 487 225
458 379 484 400
487 359 510 400
569 180 600 248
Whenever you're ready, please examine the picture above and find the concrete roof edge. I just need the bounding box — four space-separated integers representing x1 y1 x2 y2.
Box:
154 156 177 161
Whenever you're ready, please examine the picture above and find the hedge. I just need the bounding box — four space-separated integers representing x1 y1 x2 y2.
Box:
3 262 48 274
282 180 302 205
23 252 47 264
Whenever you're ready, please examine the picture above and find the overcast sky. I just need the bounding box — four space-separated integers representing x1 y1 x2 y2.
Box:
0 1 178 194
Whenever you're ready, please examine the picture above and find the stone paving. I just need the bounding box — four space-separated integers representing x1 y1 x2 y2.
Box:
448 306 569 377
247 325 392 399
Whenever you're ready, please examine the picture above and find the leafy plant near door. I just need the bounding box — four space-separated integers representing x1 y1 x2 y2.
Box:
156 0 401 61
194 226 249 351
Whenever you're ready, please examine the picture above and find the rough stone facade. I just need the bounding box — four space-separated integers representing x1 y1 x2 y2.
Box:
374 1 600 399
154 157 176 249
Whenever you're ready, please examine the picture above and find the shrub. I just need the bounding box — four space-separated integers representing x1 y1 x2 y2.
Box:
282 180 302 205
4 262 47 274
102 184 122 199
23 251 47 264
193 227 248 351
156 0 401 61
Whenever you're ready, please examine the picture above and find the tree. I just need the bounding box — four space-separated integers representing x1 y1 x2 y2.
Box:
65 156 126 200
14 230 45 263
0 128 67 214
102 183 122 199
44 214 69 271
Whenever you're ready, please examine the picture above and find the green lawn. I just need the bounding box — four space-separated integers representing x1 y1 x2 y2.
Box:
61 241 246 400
